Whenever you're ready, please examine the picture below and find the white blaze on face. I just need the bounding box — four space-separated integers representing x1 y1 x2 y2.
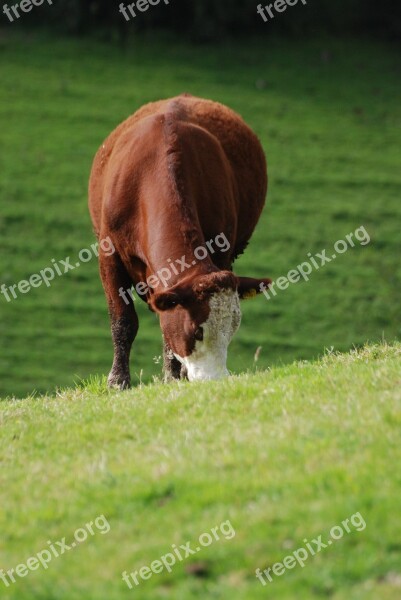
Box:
174 289 241 382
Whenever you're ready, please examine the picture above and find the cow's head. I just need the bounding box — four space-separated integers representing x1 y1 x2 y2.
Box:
150 271 271 381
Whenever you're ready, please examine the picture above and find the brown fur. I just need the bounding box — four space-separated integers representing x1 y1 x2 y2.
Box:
89 94 271 388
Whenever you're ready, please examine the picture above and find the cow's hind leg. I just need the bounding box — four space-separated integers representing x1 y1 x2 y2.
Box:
99 249 138 389
163 340 188 382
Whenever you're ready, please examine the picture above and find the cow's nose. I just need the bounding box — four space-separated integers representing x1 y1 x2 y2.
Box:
187 367 229 382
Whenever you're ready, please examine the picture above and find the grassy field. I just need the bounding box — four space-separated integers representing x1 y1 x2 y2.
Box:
0 31 400 398
0 342 400 599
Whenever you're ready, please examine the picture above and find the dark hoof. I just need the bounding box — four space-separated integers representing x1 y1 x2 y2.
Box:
107 371 131 390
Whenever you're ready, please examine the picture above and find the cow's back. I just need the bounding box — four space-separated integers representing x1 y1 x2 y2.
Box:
89 95 267 258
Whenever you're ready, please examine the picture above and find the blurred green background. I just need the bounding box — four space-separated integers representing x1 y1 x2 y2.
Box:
0 2 400 398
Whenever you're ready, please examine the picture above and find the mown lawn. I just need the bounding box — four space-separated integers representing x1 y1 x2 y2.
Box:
0 31 400 398
0 342 400 599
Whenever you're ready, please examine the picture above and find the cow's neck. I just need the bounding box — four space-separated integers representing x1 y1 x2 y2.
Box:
144 216 215 288
142 122 217 286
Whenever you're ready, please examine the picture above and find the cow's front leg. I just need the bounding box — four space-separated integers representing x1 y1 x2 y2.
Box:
108 313 138 389
99 249 138 390
163 339 185 382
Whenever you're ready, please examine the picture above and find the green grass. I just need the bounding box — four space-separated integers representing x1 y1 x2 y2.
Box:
0 31 400 397
0 342 400 599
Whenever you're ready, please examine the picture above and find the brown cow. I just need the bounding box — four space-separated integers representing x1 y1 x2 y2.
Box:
89 94 271 388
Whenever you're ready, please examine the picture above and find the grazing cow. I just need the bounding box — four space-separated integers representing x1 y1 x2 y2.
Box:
89 94 271 388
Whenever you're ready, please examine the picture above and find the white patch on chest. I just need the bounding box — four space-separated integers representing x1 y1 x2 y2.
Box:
174 289 241 381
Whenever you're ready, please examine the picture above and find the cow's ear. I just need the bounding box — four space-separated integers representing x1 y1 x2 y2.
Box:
237 277 272 300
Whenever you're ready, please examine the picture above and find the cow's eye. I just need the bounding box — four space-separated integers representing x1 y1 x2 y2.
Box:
194 327 204 341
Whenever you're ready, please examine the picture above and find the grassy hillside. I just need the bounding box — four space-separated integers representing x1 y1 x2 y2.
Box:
0 342 400 599
0 32 400 397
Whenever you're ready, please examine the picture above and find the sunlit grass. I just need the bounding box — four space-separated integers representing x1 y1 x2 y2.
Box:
0 342 400 599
